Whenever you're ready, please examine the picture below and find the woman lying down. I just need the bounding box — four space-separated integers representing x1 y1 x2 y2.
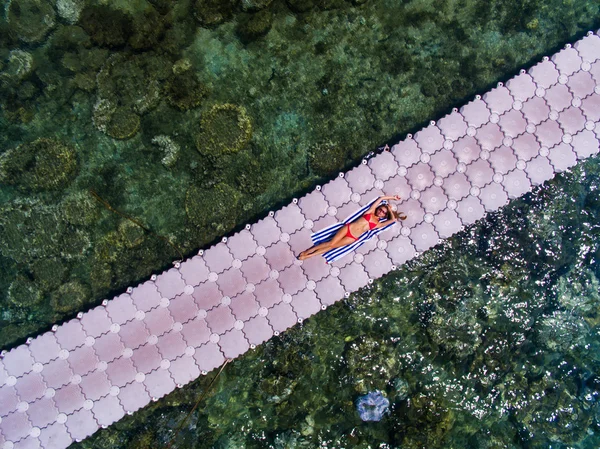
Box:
298 195 406 263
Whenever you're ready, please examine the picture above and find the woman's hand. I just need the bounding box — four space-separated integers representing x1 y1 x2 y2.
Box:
384 195 401 200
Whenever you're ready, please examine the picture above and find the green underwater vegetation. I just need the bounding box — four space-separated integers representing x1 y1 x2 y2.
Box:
1 0 600 447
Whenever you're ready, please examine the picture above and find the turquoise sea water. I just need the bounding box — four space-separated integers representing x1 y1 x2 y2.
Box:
1 0 600 447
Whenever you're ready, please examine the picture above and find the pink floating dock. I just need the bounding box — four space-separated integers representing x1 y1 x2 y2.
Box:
2 32 600 449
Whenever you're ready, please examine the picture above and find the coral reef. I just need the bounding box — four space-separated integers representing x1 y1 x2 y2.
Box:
1 50 34 82
356 391 389 422
60 191 101 226
236 10 274 44
47 25 108 92
93 52 170 138
62 48 108 81
31 258 68 292
227 150 271 196
241 0 273 11
55 0 85 24
555 268 600 322
151 135 180 168
172 58 192 75
0 49 38 123
193 0 237 26
285 0 345 13
164 70 207 111
89 261 113 296
50 280 91 314
128 4 167 51
6 0 56 43
0 138 78 192
308 140 349 177
427 301 483 358
536 311 589 352
0 199 91 263
394 394 455 449
8 275 43 308
185 183 241 234
117 220 146 249
78 5 132 48
106 106 141 140
344 336 399 393
195 103 252 158
49 25 92 51
392 377 409 401
92 98 117 133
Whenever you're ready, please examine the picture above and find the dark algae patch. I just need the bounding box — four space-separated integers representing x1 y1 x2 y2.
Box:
1 0 600 447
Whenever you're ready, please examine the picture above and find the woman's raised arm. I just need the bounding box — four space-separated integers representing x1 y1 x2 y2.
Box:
367 195 401 214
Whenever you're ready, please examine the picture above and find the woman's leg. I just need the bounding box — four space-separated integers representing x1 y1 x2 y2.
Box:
299 226 348 259
302 236 355 259
299 241 332 258
299 227 356 260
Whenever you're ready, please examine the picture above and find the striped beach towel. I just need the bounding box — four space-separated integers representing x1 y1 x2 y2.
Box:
311 196 398 264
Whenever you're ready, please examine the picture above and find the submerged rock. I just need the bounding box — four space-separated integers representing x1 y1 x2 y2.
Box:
0 138 78 192
356 391 389 422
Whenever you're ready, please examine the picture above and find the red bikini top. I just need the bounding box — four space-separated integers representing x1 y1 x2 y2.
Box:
363 214 378 229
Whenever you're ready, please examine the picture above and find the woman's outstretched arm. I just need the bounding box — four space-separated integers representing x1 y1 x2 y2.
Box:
367 195 401 214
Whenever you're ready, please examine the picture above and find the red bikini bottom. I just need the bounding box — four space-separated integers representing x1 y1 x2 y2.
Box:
345 224 358 241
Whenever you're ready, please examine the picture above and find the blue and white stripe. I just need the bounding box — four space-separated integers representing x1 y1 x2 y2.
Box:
311 196 398 264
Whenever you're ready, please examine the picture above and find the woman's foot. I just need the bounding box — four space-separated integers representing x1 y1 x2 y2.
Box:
299 247 320 260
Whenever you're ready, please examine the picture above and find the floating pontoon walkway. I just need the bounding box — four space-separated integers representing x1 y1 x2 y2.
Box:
2 32 600 449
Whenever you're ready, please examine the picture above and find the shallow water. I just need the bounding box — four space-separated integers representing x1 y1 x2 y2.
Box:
1 0 600 447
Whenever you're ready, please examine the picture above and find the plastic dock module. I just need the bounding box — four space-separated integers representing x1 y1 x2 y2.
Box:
2 31 600 449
